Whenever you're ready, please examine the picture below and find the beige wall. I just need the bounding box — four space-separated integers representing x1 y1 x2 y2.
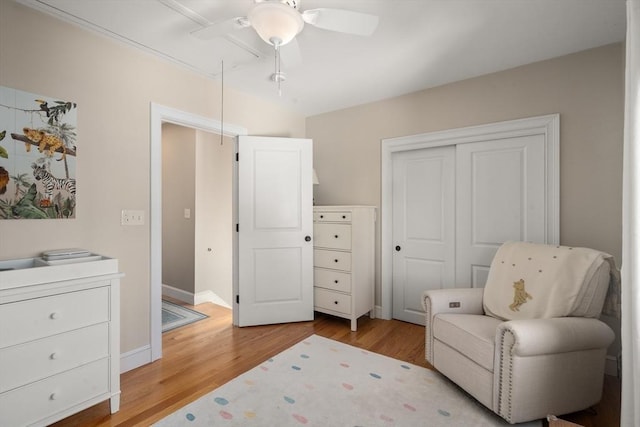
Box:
195 132 234 307
162 124 196 294
161 125 233 306
0 1 305 354
307 43 624 308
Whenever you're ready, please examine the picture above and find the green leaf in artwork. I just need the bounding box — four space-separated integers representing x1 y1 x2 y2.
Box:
18 205 49 219
0 146 7 159
11 184 48 219
0 130 6 141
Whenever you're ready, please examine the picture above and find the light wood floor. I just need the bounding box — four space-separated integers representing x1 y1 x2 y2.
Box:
52 302 620 427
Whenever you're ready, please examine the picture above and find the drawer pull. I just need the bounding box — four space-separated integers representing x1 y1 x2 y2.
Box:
334 280 339 284
334 301 339 305
334 259 339 263
342 215 346 219
50 352 58 360
50 392 57 401
320 215 324 218
50 312 60 320
334 235 339 239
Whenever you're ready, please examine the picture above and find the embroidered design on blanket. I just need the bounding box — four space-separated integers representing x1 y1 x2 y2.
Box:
509 279 532 311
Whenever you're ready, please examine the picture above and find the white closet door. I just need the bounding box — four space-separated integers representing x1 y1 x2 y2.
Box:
392 146 456 324
455 134 546 288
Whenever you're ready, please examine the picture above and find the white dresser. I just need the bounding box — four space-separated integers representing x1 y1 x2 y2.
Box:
0 255 123 427
313 206 376 331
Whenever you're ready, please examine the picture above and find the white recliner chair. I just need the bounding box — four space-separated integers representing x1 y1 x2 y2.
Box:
422 241 616 424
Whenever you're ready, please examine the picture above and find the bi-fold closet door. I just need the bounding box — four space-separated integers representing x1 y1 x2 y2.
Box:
392 134 548 325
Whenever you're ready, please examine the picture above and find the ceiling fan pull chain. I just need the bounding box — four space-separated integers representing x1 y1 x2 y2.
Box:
221 59 225 145
271 38 283 97
275 43 281 96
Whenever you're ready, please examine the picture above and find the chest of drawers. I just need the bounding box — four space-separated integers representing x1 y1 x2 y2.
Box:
0 255 122 427
313 206 375 331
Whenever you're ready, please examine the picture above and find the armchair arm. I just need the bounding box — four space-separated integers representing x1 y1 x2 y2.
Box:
494 317 615 423
422 288 485 316
496 317 615 357
422 288 484 364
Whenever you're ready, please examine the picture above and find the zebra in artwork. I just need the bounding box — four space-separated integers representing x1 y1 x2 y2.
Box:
31 163 76 205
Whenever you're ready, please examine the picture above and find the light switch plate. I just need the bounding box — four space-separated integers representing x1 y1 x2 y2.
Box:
121 210 145 226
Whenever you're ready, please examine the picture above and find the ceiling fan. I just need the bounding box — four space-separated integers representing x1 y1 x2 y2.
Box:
190 0 379 90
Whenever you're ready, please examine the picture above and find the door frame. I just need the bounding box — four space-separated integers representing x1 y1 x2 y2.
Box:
150 103 247 361
380 114 560 320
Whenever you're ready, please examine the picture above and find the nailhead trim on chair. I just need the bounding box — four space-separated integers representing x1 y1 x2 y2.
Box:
497 328 515 423
424 297 434 364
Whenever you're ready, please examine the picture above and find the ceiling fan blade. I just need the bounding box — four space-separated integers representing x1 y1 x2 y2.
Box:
280 38 302 67
190 17 250 40
302 8 379 36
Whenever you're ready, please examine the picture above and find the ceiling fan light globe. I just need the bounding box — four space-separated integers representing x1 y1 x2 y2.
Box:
248 1 304 47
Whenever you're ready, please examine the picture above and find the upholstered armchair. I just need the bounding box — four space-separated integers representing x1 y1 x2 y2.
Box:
422 241 616 424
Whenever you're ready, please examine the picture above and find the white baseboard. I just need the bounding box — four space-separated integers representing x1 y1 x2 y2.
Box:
195 290 232 309
162 284 232 309
374 305 389 320
162 284 195 304
120 345 151 373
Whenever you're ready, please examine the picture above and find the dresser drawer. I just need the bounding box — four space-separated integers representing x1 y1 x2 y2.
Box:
314 288 352 315
313 223 351 250
0 322 109 393
314 211 351 223
314 250 352 272
314 268 351 293
0 286 110 348
0 358 109 427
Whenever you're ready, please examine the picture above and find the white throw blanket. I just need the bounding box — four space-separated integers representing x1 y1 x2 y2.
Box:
483 241 615 320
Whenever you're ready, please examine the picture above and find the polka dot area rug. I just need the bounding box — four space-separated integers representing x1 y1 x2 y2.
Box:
153 335 541 427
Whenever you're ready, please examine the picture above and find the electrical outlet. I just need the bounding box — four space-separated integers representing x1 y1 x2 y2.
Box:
121 210 145 226
184 208 191 219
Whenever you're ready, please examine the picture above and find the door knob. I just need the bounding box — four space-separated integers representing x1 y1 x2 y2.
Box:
305 236 311 242
395 245 401 251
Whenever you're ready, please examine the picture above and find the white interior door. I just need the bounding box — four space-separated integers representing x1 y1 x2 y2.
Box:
456 135 546 288
392 146 455 324
237 135 314 327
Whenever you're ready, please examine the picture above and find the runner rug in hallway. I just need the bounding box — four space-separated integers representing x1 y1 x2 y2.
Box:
161 299 207 332
154 334 541 426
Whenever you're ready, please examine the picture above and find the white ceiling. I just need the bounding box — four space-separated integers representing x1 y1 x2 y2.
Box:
17 0 627 117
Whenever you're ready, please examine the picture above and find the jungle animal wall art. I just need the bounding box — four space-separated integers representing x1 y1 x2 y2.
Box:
31 163 75 208
22 127 67 160
0 86 77 219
